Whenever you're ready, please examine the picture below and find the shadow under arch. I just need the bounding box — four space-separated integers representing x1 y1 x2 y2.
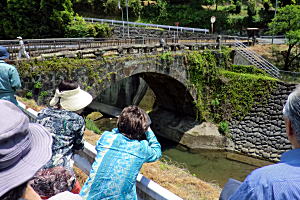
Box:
86 71 198 146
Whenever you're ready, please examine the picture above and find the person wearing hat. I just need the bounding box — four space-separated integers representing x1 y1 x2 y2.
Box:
0 100 83 200
0 46 22 106
32 80 92 197
17 36 30 59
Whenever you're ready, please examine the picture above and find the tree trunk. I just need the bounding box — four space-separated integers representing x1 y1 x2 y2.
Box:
283 44 293 71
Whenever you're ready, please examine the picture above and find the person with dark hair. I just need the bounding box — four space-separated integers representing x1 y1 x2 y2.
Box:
0 46 21 105
32 80 92 198
0 100 82 200
80 105 162 200
36 80 92 171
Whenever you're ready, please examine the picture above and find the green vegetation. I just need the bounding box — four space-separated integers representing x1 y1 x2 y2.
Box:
218 121 229 134
1 0 298 38
160 51 174 61
230 64 267 75
187 50 278 124
268 5 300 71
66 16 112 38
0 0 112 39
85 118 102 134
72 0 297 34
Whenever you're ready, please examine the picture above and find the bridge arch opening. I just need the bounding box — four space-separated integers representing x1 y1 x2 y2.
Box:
86 72 198 143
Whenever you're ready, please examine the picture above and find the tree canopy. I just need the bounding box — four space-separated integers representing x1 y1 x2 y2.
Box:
268 5 300 71
0 0 74 39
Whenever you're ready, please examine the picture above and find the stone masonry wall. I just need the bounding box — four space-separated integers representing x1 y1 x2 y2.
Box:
229 82 296 161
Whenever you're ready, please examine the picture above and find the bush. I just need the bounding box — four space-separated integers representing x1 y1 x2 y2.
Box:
66 16 112 38
230 65 267 75
85 119 102 134
218 121 229 134
187 51 278 123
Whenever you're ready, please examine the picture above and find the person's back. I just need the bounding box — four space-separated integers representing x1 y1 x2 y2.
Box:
0 46 21 105
229 153 300 200
37 80 92 170
80 106 161 200
37 107 85 170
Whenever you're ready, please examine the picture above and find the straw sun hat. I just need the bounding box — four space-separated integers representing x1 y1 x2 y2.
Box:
0 100 53 197
49 87 93 112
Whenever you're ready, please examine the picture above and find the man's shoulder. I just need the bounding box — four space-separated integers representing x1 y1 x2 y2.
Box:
0 62 16 69
247 161 299 183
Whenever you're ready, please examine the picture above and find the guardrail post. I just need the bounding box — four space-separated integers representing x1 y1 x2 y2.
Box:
216 35 221 50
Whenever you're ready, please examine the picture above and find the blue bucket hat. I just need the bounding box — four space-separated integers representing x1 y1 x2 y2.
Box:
0 100 53 197
0 46 9 60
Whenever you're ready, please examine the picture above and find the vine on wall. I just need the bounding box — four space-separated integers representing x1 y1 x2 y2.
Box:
187 50 278 129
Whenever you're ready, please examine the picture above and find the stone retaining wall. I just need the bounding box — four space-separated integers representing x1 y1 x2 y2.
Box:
229 82 296 161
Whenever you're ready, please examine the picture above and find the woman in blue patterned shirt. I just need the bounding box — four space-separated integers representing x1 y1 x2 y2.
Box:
80 105 162 200
31 80 92 198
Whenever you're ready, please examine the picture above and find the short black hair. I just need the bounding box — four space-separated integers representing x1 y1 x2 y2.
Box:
117 106 148 141
0 181 28 200
58 80 78 92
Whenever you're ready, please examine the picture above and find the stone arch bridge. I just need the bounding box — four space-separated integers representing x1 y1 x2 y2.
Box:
20 54 211 147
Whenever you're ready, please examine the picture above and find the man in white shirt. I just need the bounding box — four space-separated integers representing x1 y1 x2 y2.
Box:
17 36 30 59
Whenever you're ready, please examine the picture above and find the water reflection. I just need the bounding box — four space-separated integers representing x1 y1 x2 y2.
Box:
163 148 259 187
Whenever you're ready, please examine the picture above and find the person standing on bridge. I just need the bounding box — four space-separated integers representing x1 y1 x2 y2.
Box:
220 85 300 200
80 105 162 200
17 36 30 60
0 46 22 105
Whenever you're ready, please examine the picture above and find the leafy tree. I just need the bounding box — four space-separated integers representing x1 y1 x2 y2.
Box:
268 5 300 71
1 0 75 39
39 0 74 37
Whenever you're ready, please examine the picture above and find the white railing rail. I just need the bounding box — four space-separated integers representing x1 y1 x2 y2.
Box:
234 40 280 78
18 101 183 200
83 17 209 34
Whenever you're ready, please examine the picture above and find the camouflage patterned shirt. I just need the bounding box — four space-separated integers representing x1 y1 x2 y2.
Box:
37 107 85 171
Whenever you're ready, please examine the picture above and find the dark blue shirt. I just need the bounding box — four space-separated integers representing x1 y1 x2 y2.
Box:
229 148 300 200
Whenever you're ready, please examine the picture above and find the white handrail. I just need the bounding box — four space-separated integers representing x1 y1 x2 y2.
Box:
83 17 209 33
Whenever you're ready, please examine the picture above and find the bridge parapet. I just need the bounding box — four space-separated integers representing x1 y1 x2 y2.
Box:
0 36 248 60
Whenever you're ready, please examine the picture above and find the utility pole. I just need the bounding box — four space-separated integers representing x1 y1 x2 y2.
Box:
271 0 278 44
126 0 129 37
118 0 124 37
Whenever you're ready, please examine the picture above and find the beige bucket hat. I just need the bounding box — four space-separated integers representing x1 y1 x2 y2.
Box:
49 87 93 112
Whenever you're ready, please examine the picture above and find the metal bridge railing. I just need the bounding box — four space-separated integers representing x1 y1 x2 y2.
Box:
0 36 249 60
83 17 209 34
234 40 280 78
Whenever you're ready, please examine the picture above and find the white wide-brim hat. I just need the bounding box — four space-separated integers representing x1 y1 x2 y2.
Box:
50 87 93 112
17 36 22 40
